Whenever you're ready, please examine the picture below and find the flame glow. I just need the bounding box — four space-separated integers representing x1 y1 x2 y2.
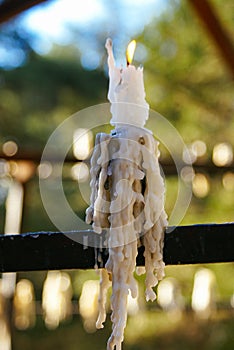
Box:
126 40 136 65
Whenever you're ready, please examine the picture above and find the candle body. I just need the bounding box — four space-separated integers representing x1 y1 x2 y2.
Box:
106 39 149 127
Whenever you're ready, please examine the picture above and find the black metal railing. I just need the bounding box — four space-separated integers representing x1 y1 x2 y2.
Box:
0 223 233 272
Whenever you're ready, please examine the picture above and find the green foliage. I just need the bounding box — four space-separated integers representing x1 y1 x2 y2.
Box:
0 53 107 148
138 0 234 146
12 311 234 350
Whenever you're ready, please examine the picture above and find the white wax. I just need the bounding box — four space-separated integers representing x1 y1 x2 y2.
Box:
105 38 149 128
85 39 168 350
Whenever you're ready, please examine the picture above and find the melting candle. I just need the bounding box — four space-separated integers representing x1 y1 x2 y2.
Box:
86 38 167 350
105 38 149 127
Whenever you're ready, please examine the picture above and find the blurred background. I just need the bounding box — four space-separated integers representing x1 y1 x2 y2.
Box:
0 0 234 349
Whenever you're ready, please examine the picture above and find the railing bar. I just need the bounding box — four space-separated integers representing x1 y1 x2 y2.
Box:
0 223 233 272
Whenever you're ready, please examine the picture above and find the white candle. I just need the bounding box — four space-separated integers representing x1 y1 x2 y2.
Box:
105 38 149 128
86 39 167 350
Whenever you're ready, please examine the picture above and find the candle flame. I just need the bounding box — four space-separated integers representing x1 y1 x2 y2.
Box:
126 40 136 65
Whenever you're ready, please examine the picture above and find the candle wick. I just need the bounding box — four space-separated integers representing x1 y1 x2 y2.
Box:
126 55 131 66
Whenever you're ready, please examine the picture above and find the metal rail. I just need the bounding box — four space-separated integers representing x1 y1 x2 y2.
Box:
0 223 233 272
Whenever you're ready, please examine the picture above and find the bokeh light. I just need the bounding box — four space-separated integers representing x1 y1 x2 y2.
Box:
222 172 234 191
9 161 35 183
191 140 207 158
37 161 53 179
180 166 195 183
71 163 90 182
73 129 93 160
157 277 184 315
14 279 36 330
212 143 233 167
191 268 217 319
0 159 9 176
192 173 210 198
2 141 18 157
42 271 73 330
79 280 100 333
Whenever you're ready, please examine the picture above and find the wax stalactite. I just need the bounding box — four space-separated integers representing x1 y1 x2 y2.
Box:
85 38 168 350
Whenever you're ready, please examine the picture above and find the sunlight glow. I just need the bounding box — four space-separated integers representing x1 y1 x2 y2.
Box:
192 268 217 319
22 0 105 43
19 0 165 55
